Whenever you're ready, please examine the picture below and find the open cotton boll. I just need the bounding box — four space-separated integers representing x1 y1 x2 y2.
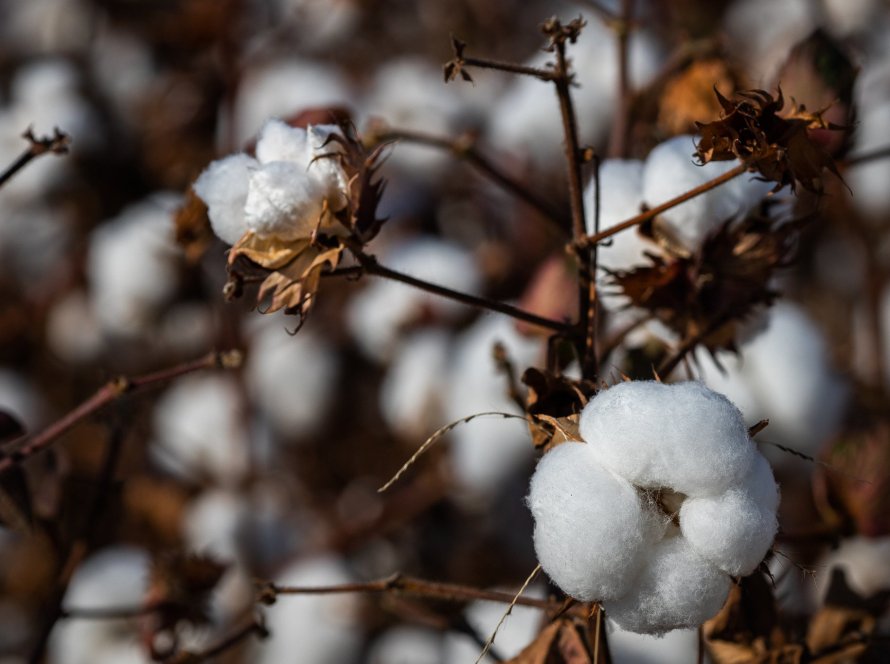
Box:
366 626 442 664
528 443 663 601
580 381 755 497
346 237 482 362
444 315 541 492
604 535 731 636
680 454 779 576
193 153 257 245
380 329 451 440
253 555 362 664
607 621 699 664
48 548 151 664
642 136 772 252
244 161 330 240
151 374 250 486
245 320 339 439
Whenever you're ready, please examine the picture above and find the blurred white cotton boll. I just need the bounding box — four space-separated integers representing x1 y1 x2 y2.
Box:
0 203 72 284
0 0 92 55
487 16 659 164
847 105 890 219
380 329 451 440
0 370 45 431
346 237 482 362
642 136 773 252
815 536 890 601
444 315 541 492
253 556 363 664
584 159 647 272
230 59 352 146
87 194 181 338
366 626 442 664
272 0 361 50
607 621 699 664
151 374 250 486
48 548 151 664
46 290 104 364
183 490 249 562
245 320 339 439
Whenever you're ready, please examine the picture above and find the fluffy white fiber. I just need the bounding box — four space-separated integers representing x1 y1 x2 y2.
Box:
529 380 780 634
527 442 663 601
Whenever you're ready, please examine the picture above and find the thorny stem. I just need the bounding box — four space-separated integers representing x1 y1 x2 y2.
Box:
607 0 635 159
0 350 243 476
259 572 558 610
341 245 572 333
575 162 750 250
370 127 569 234
0 127 70 190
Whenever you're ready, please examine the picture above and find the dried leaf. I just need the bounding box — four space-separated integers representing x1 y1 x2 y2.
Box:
506 618 594 664
658 59 738 136
173 188 214 263
229 233 309 271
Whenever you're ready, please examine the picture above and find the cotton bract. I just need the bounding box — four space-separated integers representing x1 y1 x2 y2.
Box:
528 380 780 635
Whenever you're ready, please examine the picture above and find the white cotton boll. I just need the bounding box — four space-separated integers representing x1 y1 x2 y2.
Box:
87 194 181 337
194 153 258 245
151 374 250 486
48 548 151 664
182 490 249 562
680 454 779 576
815 536 890 601
245 321 339 439
253 555 363 664
380 329 451 440
847 105 890 219
528 443 663 601
231 59 352 146
0 0 92 55
367 626 442 664
255 118 312 164
444 315 541 492
244 161 328 240
607 621 699 664
346 238 482 362
46 290 104 364
580 381 755 497
642 136 772 252
0 370 45 431
604 535 731 635
822 0 882 37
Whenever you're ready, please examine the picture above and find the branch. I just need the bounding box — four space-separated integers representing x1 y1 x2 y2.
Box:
167 618 269 663
607 0 635 159
0 127 70 190
0 350 243 476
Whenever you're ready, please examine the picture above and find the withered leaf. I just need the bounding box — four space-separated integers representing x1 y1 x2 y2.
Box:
229 233 310 271
506 617 594 664
173 188 213 264
256 244 343 315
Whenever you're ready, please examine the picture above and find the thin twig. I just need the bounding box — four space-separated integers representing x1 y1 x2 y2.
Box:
171 618 269 663
260 572 558 610
0 350 243 476
475 564 542 664
607 0 635 159
0 127 70 190
460 55 556 81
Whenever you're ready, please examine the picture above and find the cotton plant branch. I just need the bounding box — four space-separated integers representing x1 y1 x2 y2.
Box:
0 127 70 190
166 617 269 664
607 0 636 159
367 126 570 234
0 350 243 476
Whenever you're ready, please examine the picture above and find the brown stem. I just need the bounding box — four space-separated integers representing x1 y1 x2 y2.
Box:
576 162 749 250
341 247 572 333
0 128 70 190
260 572 557 610
371 128 569 234
843 144 890 167
175 619 269 662
657 316 731 378
460 55 556 82
0 350 243 476
607 0 635 159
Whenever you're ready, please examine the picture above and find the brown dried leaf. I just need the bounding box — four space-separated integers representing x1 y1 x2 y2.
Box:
173 188 213 264
658 59 738 136
229 233 309 271
257 244 342 315
506 618 593 664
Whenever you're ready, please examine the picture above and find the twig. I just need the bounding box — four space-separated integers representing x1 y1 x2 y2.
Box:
0 350 243 476
0 127 70 190
169 618 269 663
607 0 635 159
260 572 558 610
475 564 542 664
369 128 569 233
575 162 750 250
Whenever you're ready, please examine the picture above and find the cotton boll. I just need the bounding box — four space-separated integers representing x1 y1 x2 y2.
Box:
680 454 779 576
604 535 731 635
253 555 363 664
815 537 890 602
272 0 360 50
529 443 663 601
151 374 250 486
847 106 890 219
346 238 482 362
46 290 104 363
642 136 772 252
245 321 339 439
193 153 258 245
607 621 699 664
48 548 151 664
580 381 755 497
244 161 329 240
366 626 442 664
379 329 451 440
182 490 249 562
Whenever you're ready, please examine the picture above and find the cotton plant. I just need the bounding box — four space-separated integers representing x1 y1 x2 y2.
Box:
528 381 779 634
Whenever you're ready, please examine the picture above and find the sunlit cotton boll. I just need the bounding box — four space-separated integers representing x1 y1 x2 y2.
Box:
641 135 773 253
253 556 363 664
86 193 181 338
245 319 339 439
48 547 151 664
679 453 779 576
579 381 755 497
603 535 731 636
527 442 664 601
346 237 482 362
150 374 250 486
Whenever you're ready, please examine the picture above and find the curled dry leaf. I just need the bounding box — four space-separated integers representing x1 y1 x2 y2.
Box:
506 616 596 664
522 368 593 450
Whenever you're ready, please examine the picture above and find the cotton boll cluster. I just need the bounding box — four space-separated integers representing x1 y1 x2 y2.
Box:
253 555 363 664
48 548 151 664
346 237 482 362
195 119 348 245
150 374 250 487
528 381 780 634
695 302 847 459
